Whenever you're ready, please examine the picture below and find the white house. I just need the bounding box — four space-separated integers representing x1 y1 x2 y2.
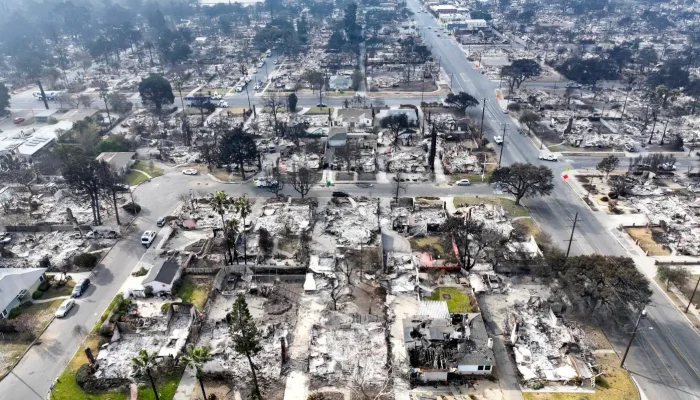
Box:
96 152 136 175
0 268 48 319
141 260 181 295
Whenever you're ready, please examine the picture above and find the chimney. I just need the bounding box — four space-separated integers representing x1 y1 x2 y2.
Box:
487 338 493 349
280 337 287 365
85 347 95 365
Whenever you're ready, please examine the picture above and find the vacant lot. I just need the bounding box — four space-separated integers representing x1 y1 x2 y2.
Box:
453 196 529 218
625 227 670 256
425 287 473 313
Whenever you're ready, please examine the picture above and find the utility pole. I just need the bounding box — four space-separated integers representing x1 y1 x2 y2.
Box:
564 212 582 259
621 86 631 120
620 308 647 368
480 98 486 142
37 80 49 110
498 124 507 168
686 275 700 313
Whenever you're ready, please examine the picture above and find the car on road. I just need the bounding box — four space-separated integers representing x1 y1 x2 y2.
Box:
235 86 243 92
493 136 504 145
211 93 223 100
156 217 167 227
659 163 676 171
141 230 157 247
254 84 261 90
71 278 91 298
355 182 373 188
332 191 350 198
182 168 199 175
455 179 471 186
55 299 75 318
13 117 25 124
538 154 558 162
217 101 228 108
437 34 441 37
253 177 276 187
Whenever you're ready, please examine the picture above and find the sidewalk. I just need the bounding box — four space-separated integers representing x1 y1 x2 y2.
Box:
172 366 196 400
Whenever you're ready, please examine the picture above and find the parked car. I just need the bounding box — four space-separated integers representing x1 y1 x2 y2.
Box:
141 230 157 247
156 217 167 227
253 177 275 187
538 154 558 162
493 135 504 145
182 168 199 175
55 299 75 317
332 191 350 198
355 182 374 188
455 179 471 186
659 163 676 171
72 278 91 298
13 117 25 124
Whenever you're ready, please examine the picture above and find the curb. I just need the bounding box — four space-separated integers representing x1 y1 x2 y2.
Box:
0 314 57 381
206 173 248 185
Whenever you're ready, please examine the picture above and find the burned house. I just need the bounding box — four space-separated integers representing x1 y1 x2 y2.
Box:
507 296 596 385
403 312 495 382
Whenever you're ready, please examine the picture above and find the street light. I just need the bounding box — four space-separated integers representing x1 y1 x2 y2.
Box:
620 308 647 368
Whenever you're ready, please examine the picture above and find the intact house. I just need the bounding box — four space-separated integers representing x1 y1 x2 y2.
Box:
96 152 136 175
403 311 495 382
334 109 373 130
135 258 183 296
0 268 47 319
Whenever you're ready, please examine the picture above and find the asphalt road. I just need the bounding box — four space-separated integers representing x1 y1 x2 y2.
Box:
408 0 700 399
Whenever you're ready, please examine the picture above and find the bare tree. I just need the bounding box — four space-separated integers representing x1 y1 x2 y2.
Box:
290 167 320 198
262 93 285 136
329 273 349 311
78 94 94 109
264 167 286 197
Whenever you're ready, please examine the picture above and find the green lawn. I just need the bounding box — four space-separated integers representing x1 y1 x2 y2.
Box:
425 287 473 313
125 170 149 186
305 106 334 115
453 196 529 218
91 293 123 334
138 370 183 400
133 160 164 177
11 300 64 335
176 276 211 310
410 236 445 256
41 281 75 299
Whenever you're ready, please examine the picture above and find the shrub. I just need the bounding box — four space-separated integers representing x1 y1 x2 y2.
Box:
608 192 619 199
144 285 154 297
208 395 218 400
600 196 609 202
37 280 51 291
74 253 99 270
32 290 44 300
7 307 21 319
0 319 17 333
75 363 94 389
99 323 114 338
122 202 141 214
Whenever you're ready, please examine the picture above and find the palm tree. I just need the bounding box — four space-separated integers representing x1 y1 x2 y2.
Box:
226 218 241 263
131 350 160 400
211 191 234 263
233 196 253 265
179 345 211 400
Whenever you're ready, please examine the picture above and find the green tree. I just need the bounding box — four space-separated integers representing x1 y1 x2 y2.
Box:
219 127 259 180
489 163 554 205
228 295 263 399
380 113 410 150
596 155 620 180
657 265 691 291
138 75 175 115
211 191 234 263
287 93 298 112
131 350 161 400
234 196 253 265
518 110 541 134
107 92 133 115
501 59 543 92
0 83 10 116
179 345 211 400
445 91 480 112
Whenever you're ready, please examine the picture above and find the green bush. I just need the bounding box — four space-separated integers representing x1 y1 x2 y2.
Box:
0 319 17 333
74 363 94 389
37 280 51 291
74 253 99 270
8 308 22 319
32 290 44 300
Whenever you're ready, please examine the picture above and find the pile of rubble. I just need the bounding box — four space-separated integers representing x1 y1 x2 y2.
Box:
323 198 379 245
